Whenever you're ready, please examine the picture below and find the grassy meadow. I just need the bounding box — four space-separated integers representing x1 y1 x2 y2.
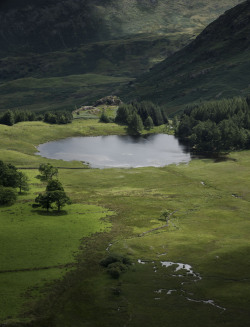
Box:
0 119 250 326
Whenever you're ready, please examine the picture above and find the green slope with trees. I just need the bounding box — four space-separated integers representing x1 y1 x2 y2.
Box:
123 0 250 115
176 96 250 152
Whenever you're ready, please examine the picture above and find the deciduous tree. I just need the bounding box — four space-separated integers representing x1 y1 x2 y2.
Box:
38 163 58 181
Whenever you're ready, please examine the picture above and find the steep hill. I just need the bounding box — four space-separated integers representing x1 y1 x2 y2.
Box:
0 0 243 112
123 0 250 115
0 0 242 55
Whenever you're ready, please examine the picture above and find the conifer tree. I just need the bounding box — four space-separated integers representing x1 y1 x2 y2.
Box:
144 116 154 130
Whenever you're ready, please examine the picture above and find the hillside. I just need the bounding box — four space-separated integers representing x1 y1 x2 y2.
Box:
123 0 250 115
0 0 242 55
0 0 243 113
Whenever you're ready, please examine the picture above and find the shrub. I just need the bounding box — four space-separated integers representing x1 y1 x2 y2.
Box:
100 254 131 279
0 187 17 205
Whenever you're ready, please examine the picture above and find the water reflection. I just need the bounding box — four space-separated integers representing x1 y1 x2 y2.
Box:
36 134 191 168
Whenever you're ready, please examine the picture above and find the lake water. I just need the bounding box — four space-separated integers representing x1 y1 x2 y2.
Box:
36 134 191 168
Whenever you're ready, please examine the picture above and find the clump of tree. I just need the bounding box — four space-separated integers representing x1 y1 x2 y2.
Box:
38 163 58 181
0 160 29 205
0 109 73 126
43 111 73 124
34 164 71 213
0 109 37 126
115 101 168 134
100 254 131 279
176 97 250 153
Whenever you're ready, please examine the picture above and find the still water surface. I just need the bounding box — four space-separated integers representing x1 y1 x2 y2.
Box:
36 134 191 168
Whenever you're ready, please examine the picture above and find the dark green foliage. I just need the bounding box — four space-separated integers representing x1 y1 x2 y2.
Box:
49 190 72 212
0 110 15 126
0 187 17 205
0 160 18 188
128 112 144 135
38 163 58 181
115 101 168 130
35 172 71 212
100 254 131 279
35 189 71 212
0 161 27 205
144 116 154 129
177 97 250 153
16 171 29 194
43 111 73 124
115 104 133 125
13 109 36 123
0 109 38 126
107 262 128 279
46 180 64 192
190 120 221 152
48 190 72 212
35 193 54 212
100 254 131 267
99 110 110 123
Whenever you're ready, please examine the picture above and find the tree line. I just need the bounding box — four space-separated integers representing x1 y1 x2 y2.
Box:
0 109 73 126
176 97 250 153
114 101 168 134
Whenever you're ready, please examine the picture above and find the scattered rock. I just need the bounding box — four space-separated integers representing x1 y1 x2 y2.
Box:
93 95 122 107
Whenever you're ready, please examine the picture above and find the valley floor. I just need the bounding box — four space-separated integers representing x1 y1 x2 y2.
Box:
0 120 250 326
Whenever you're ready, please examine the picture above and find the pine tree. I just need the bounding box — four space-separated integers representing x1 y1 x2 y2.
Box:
128 112 144 135
144 116 154 130
0 110 15 126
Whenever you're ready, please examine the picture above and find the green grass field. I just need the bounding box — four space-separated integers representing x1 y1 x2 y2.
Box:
0 167 113 323
0 120 250 326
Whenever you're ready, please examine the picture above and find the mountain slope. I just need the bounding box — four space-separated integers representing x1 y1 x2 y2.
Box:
0 0 242 55
0 0 244 113
123 0 250 115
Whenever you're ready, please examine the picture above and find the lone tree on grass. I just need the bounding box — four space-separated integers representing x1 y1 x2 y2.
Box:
50 190 72 212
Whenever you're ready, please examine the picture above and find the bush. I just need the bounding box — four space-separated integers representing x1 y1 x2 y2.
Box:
0 187 17 205
100 254 122 267
107 267 121 279
100 254 131 279
99 110 110 123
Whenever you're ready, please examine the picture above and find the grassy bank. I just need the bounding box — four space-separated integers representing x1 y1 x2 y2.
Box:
0 120 250 326
0 119 126 167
